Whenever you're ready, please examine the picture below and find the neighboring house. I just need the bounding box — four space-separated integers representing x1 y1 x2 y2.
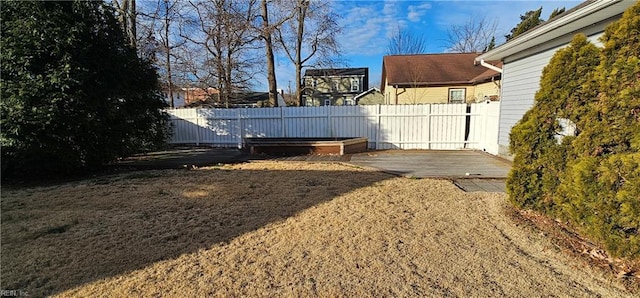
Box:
184 87 219 106
302 68 369 106
355 87 384 105
475 0 632 158
380 53 501 105
184 92 270 108
162 88 186 108
163 87 219 108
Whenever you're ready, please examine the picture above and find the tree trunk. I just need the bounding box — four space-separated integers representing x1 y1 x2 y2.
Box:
129 0 136 48
262 0 278 107
163 0 173 108
226 50 233 108
295 2 306 106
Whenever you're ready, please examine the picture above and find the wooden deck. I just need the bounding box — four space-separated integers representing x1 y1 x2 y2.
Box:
349 150 511 179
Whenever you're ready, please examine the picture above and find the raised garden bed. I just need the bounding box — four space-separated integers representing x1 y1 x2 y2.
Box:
243 137 368 156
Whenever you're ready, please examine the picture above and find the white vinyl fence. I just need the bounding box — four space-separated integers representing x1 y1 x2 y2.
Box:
167 102 501 154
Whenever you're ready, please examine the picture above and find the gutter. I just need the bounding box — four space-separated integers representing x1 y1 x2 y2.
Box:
479 59 502 73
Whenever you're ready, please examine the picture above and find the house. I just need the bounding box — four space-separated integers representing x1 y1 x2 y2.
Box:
380 53 501 105
183 87 219 106
162 87 219 108
355 87 384 105
184 92 275 108
302 68 368 106
474 0 632 158
162 87 186 108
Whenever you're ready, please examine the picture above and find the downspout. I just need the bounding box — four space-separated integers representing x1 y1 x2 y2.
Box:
395 85 398 104
479 59 502 73
394 85 406 105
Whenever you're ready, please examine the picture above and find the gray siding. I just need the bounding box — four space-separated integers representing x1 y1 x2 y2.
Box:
497 32 604 148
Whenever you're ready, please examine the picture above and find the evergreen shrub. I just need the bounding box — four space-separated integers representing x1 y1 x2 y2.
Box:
508 3 640 258
1 1 170 177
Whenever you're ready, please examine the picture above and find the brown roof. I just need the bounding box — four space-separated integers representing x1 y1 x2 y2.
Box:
381 53 501 89
184 87 219 105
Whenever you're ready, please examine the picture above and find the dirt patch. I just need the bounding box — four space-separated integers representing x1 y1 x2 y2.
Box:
1 162 635 297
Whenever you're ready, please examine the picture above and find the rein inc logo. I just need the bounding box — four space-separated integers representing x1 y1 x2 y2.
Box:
0 289 28 297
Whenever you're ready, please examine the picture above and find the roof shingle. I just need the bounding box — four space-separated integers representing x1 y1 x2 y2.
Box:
382 53 501 87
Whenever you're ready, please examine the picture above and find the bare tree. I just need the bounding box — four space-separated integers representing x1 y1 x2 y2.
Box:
181 0 261 107
404 63 430 104
385 27 427 55
257 0 296 107
113 0 137 48
260 0 278 106
275 0 341 106
137 0 188 107
446 16 498 53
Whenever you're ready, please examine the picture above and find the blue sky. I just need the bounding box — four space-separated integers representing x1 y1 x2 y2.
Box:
267 0 581 91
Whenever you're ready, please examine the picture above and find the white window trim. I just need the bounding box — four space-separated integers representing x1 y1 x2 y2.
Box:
351 79 359 92
448 88 466 104
332 80 340 90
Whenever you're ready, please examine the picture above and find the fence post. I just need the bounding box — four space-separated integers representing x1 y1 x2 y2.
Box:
280 106 285 137
426 104 431 150
327 106 332 137
237 109 243 149
376 104 381 149
195 109 200 146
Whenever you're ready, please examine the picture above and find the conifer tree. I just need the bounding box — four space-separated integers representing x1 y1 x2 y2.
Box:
560 2 640 258
508 2 640 258
505 7 543 41
507 34 600 209
548 7 565 20
485 36 496 52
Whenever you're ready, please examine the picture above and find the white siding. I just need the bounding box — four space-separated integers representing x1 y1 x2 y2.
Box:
497 32 605 150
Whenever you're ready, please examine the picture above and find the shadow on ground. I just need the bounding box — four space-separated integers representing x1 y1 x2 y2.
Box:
113 147 249 169
0 165 394 297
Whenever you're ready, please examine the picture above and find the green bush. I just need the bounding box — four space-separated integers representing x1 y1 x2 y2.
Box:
1 1 170 177
508 34 600 210
508 3 640 258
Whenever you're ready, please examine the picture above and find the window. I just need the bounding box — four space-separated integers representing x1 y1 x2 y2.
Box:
448 88 466 104
324 99 331 106
332 80 339 90
311 79 317 88
351 79 359 92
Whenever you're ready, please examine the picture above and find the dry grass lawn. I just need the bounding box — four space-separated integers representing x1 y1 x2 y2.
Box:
1 161 634 297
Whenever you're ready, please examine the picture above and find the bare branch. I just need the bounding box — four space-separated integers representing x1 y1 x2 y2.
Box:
386 27 427 55
445 16 498 53
275 0 342 105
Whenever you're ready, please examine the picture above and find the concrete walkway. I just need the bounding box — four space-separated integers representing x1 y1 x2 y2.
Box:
349 150 512 192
